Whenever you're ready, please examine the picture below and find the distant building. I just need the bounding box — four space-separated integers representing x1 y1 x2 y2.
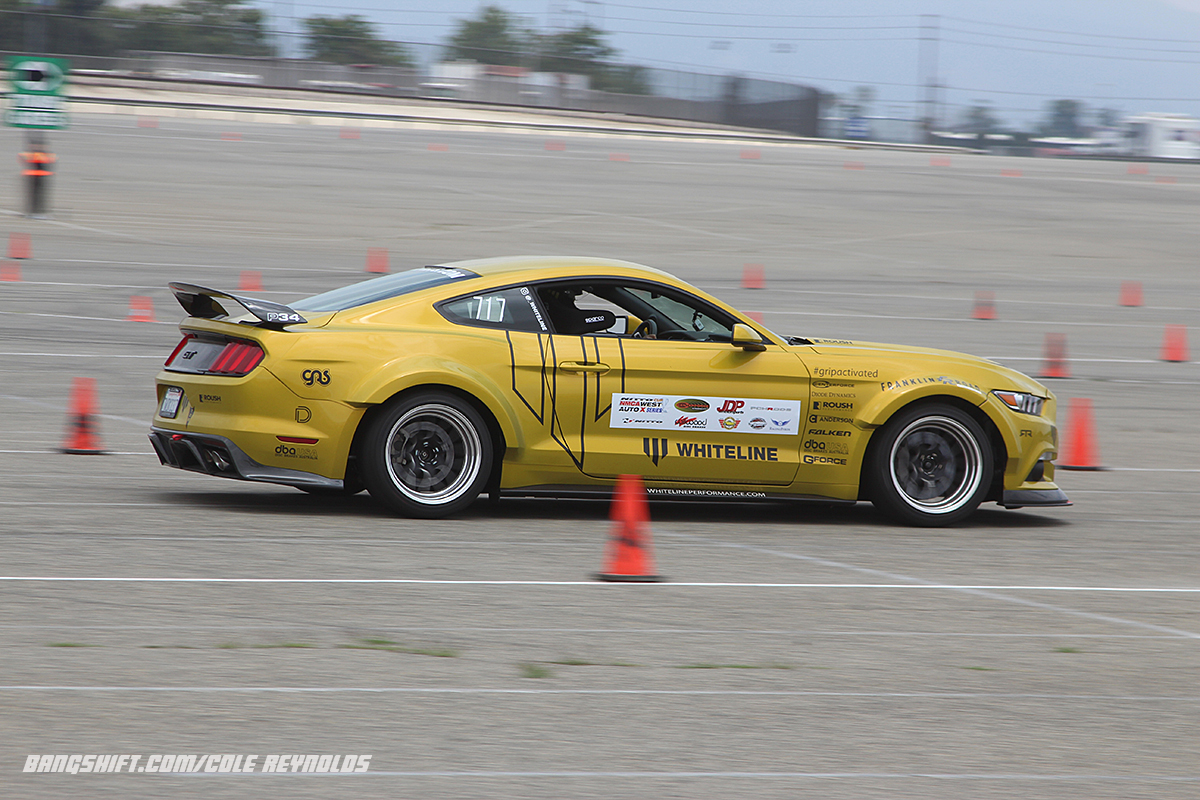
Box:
1124 114 1200 159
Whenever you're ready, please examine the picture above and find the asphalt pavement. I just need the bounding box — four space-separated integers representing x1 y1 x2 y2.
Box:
2 110 1198 799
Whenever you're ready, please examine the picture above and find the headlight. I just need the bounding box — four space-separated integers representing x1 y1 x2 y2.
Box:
993 390 1045 416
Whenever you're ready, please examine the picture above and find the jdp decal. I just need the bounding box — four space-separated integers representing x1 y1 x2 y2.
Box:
611 394 800 434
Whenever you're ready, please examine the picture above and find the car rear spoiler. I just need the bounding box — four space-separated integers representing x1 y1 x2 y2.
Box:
168 282 307 328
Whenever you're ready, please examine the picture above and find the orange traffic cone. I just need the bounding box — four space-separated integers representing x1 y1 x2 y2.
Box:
742 263 765 289
0 261 20 282
339 127 360 140
739 148 761 160
1060 398 1103 471
594 475 663 582
126 295 156 322
62 377 106 455
1161 325 1189 362
746 310 764 324
366 247 389 274
972 290 997 320
1040 333 1070 379
239 270 263 292
544 139 565 151
8 232 31 259
1118 281 1143 307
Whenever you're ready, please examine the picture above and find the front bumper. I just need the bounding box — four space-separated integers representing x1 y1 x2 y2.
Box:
999 487 1072 509
149 427 343 491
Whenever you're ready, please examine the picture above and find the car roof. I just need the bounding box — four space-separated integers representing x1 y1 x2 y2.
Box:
438 256 679 283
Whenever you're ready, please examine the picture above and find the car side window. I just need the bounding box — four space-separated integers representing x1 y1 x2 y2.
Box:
438 287 549 333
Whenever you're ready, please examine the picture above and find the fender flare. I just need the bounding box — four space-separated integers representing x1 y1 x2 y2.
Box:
345 357 525 451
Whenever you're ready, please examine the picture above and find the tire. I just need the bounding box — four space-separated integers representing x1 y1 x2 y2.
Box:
361 391 493 518
866 402 993 527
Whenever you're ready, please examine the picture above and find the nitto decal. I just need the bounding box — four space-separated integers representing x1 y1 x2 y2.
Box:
643 437 668 466
716 399 745 414
803 453 847 466
674 398 710 413
302 369 330 386
675 443 778 462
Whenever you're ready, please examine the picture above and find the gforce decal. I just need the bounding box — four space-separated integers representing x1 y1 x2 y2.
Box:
611 394 801 434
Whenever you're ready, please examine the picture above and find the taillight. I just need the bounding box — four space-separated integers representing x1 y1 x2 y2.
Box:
208 342 265 376
164 334 195 367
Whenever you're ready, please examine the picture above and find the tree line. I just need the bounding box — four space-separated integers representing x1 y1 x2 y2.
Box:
0 0 649 92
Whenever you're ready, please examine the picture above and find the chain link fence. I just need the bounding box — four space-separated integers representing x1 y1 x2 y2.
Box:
13 48 829 138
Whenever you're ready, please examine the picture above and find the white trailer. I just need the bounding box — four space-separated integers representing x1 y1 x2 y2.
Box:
1126 114 1200 159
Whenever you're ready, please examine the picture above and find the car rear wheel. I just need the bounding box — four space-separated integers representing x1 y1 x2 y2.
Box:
866 403 992 527
362 391 492 518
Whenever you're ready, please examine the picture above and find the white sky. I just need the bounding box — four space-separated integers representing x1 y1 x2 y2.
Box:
249 0 1200 127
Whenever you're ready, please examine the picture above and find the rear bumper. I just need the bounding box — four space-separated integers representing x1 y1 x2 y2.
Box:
149 427 343 490
999 487 1072 509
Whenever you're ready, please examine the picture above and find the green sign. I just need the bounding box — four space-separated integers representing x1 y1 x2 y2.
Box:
6 57 70 129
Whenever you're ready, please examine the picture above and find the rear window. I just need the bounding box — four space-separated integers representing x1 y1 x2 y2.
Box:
294 266 479 312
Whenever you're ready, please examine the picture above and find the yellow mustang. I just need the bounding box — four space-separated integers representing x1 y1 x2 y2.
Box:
149 256 1069 526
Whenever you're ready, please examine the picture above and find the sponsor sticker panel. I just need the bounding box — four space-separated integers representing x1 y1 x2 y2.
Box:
610 394 801 434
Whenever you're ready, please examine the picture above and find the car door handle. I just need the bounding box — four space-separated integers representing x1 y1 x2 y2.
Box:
558 361 610 374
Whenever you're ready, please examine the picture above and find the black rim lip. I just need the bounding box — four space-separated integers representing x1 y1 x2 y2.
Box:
888 415 982 514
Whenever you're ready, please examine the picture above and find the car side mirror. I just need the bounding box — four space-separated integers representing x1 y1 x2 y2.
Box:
731 323 766 351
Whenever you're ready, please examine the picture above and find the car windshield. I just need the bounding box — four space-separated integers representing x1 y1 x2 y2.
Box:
294 267 479 312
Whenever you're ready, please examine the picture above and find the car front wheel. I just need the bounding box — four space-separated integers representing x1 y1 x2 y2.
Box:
362 391 492 518
866 403 993 527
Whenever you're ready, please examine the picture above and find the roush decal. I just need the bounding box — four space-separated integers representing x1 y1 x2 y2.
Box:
612 394 801 434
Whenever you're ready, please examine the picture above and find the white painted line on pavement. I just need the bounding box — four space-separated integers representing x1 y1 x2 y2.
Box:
660 531 1200 639
0 624 1183 639
178 770 1200 781
1 577 1197 592
0 686 1196 700
0 352 165 358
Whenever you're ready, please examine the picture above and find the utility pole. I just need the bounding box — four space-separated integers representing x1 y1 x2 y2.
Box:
918 14 939 144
